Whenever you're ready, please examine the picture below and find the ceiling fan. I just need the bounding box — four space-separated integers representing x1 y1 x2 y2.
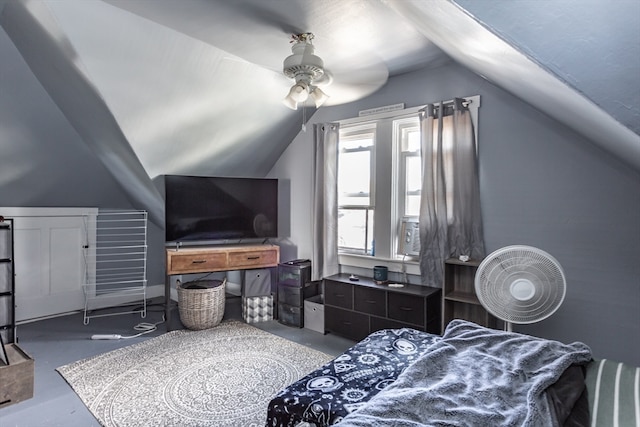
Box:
281 32 388 110
282 33 329 110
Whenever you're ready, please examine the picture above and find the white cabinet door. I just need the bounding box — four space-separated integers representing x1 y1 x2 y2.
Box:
1 208 97 321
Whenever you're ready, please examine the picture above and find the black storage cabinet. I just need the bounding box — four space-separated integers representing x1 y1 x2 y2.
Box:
0 218 15 345
277 259 318 327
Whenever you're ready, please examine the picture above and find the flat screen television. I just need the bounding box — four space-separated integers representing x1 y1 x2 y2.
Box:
164 175 278 245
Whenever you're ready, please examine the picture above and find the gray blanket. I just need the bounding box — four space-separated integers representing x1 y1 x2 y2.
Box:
335 320 592 427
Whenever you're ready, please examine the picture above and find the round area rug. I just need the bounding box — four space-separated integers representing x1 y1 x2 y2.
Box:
57 320 333 427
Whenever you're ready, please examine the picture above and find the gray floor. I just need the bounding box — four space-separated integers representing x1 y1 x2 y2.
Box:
0 296 355 427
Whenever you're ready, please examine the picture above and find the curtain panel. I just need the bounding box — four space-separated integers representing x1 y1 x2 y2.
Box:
312 123 340 281
419 98 484 287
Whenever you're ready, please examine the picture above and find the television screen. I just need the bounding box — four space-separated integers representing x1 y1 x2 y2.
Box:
164 175 278 244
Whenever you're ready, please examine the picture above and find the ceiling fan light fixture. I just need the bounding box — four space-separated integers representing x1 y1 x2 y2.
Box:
282 95 298 110
288 82 309 102
309 85 329 108
283 33 329 108
283 82 311 110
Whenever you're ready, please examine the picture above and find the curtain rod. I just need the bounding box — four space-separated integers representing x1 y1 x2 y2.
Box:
418 98 472 114
337 95 479 126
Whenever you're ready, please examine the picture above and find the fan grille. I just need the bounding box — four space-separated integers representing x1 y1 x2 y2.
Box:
474 245 566 324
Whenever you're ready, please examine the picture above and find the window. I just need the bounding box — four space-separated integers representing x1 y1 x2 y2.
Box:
335 96 479 265
337 112 421 258
337 123 376 254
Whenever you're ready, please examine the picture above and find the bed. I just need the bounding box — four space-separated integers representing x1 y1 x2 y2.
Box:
267 319 639 427
267 327 440 426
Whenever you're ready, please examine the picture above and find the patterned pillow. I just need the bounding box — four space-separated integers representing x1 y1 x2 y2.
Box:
585 358 640 427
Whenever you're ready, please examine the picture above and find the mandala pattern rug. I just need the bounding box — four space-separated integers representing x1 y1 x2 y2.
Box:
57 320 333 427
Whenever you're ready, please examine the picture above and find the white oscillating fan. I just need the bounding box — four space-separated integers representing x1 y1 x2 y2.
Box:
474 245 566 331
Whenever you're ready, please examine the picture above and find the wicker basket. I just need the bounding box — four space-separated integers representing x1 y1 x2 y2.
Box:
177 278 226 330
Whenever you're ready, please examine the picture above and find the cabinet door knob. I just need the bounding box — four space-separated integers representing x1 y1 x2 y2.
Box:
365 300 377 304
399 307 413 311
191 260 206 264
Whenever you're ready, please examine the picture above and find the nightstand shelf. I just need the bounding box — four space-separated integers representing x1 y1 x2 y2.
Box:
442 258 496 330
443 290 480 305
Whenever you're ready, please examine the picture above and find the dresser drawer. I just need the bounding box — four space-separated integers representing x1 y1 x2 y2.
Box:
278 282 319 307
325 306 369 341
388 292 425 327
278 303 303 327
228 249 278 269
169 252 228 274
324 280 353 309
354 286 386 317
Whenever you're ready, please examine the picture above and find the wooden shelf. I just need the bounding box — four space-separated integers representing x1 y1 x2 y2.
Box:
443 290 480 305
443 258 481 267
442 258 496 330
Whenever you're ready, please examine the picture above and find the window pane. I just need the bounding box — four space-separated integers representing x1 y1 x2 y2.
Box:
406 156 421 192
402 128 421 152
406 195 421 217
338 151 371 206
404 156 421 216
338 208 374 254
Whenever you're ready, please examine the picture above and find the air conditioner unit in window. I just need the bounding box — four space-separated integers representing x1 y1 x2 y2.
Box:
398 217 420 256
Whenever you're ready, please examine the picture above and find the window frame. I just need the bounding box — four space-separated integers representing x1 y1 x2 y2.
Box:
335 96 480 276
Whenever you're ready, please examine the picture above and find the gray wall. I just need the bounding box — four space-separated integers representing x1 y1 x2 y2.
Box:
271 62 640 365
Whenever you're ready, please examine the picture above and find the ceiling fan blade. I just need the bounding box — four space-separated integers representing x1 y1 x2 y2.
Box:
317 50 389 106
105 0 389 106
243 2 305 36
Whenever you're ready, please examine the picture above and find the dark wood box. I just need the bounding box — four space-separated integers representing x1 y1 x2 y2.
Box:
0 343 34 408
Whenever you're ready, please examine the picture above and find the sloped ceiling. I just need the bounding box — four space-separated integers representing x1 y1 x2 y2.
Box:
456 0 639 136
1 0 638 226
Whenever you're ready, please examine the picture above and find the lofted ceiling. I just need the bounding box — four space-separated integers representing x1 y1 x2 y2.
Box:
0 0 638 226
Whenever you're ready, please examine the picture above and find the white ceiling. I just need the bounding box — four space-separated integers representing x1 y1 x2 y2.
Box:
0 0 638 224
3 0 451 178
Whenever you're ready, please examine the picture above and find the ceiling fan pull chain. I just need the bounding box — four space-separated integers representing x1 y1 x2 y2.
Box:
302 104 307 132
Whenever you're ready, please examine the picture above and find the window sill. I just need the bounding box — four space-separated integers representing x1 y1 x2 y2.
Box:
338 253 420 277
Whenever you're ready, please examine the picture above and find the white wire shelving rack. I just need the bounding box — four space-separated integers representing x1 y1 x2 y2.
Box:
82 210 148 325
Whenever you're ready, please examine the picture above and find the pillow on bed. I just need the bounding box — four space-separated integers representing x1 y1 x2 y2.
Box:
585 358 640 427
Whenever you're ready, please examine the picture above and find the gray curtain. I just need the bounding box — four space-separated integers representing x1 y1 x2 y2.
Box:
419 98 484 287
312 123 340 281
